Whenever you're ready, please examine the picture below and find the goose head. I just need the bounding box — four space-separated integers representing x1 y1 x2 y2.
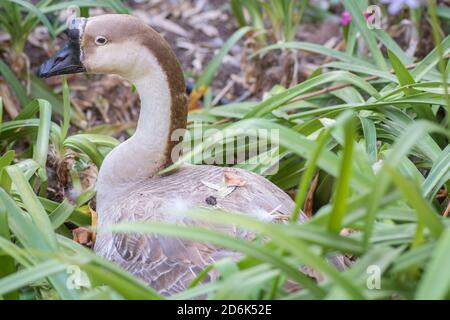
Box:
38 14 187 185
38 14 184 84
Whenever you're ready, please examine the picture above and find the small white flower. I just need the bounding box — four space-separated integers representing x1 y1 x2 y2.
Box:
372 159 383 174
319 117 336 127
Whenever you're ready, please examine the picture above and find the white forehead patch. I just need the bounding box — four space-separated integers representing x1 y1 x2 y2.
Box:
68 17 86 31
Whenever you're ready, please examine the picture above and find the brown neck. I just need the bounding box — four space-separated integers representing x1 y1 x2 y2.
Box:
141 31 187 168
96 33 187 193
144 38 188 166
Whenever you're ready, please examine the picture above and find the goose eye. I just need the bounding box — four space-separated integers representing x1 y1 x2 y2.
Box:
95 36 108 46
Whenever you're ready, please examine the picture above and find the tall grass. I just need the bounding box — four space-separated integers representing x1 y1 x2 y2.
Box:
0 0 449 299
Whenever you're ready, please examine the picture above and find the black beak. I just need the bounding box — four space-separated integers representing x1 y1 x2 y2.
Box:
37 40 85 78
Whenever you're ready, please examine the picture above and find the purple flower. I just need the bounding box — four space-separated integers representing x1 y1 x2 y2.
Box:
380 0 421 15
340 11 352 26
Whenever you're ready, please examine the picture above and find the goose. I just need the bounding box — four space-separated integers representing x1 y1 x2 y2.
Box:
38 14 345 295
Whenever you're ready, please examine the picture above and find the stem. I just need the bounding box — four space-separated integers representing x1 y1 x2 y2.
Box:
428 0 450 128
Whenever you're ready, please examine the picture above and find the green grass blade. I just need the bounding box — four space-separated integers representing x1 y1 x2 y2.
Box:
0 151 15 172
411 35 450 81
374 30 413 65
387 49 416 95
63 136 106 168
328 117 356 232
0 259 68 297
244 71 380 118
422 146 450 200
57 236 162 300
359 116 377 163
109 222 327 298
0 188 79 299
386 166 444 238
5 166 57 247
60 76 71 142
291 129 330 222
9 0 55 38
0 200 19 299
33 100 51 169
0 58 29 106
48 199 74 230
416 228 450 299
254 42 375 68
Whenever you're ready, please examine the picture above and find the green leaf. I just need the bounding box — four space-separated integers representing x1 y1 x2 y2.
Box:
33 100 51 169
386 166 444 238
63 136 106 168
387 49 416 95
0 199 19 299
359 116 377 163
109 221 326 298
0 188 79 299
168 208 364 298
391 242 434 273
416 228 450 299
0 260 68 297
374 30 413 65
411 35 450 81
30 75 65 117
436 5 450 20
0 97 2 130
291 129 330 222
0 151 15 172
42 0 129 14
39 197 91 227
0 58 29 106
325 62 397 82
328 116 356 232
254 42 375 68
230 0 246 27
363 120 449 248
48 199 74 230
5 166 57 247
57 236 162 300
9 0 55 38
60 76 71 142
66 134 119 149
163 118 372 191
244 71 380 118
422 146 450 200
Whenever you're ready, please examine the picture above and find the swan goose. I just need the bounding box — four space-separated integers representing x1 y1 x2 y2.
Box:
38 14 344 295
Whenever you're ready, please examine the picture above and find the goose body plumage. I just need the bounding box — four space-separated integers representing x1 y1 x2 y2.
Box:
95 164 308 295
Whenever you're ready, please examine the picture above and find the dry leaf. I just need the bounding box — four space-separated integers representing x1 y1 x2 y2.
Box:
304 172 319 217
72 227 93 246
89 205 98 243
0 83 19 118
223 170 246 187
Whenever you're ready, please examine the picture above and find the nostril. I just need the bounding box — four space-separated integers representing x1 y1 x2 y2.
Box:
53 55 67 65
